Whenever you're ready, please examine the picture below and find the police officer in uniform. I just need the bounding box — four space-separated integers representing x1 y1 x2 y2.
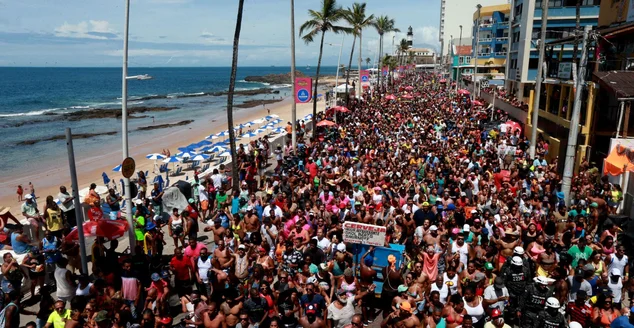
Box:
501 256 530 324
518 276 554 328
500 247 534 280
532 297 566 328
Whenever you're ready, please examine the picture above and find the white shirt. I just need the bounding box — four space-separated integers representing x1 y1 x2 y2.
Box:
483 285 509 311
262 205 283 219
58 192 74 212
198 185 209 202
401 204 420 214
211 174 222 189
430 282 449 304
608 254 628 275
261 224 278 251
313 236 331 251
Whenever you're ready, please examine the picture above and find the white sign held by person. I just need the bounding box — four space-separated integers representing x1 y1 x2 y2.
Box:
343 222 386 246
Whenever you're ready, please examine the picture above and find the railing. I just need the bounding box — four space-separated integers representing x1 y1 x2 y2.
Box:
495 51 507 56
498 21 509 27
478 52 492 56
479 38 493 42
480 23 493 28
496 37 508 40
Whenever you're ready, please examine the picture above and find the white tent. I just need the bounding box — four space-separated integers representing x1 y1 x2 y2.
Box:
334 84 353 93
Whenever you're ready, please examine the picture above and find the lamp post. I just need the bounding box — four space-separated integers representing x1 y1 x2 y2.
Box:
458 25 463 89
290 0 297 154
473 4 482 101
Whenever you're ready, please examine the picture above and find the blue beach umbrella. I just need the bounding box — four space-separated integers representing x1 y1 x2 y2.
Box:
102 172 111 185
162 156 182 163
210 146 226 153
146 153 166 160
112 165 122 172
177 151 198 159
242 131 258 138
178 146 194 152
272 127 285 134
191 154 210 161
265 114 279 120
198 140 213 146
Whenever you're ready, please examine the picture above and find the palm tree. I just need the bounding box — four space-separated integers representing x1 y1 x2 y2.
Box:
342 2 374 107
381 54 397 91
374 16 400 92
300 0 350 137
365 57 371 68
226 0 245 191
398 38 409 65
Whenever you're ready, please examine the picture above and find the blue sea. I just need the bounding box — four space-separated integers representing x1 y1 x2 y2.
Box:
0 66 338 177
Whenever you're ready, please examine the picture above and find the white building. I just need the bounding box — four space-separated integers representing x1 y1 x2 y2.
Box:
438 0 507 61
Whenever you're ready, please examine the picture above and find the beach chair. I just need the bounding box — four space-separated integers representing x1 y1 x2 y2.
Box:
145 170 149 178
171 167 182 177
119 179 125 196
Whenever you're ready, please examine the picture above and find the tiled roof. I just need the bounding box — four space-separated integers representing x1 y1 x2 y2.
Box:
455 45 472 56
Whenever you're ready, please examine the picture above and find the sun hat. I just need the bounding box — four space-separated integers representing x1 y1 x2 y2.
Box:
0 206 10 215
399 301 412 313
397 285 409 293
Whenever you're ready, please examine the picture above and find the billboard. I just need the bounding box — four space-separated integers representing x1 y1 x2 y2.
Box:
295 77 312 104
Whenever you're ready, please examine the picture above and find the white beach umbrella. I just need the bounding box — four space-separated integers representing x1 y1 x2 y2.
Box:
265 114 279 120
177 151 198 159
242 131 258 138
252 118 266 124
162 156 183 163
191 154 210 161
218 151 232 157
210 146 226 153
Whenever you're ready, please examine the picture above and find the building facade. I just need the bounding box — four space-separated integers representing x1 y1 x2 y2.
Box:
439 0 510 62
507 0 600 101
471 4 511 81
451 44 473 81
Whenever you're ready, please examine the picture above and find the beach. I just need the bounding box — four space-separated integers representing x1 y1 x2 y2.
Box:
0 94 325 212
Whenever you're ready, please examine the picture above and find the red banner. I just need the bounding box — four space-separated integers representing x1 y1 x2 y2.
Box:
294 77 312 104
360 70 370 85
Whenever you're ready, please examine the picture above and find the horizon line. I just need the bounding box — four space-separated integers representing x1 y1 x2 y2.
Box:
0 65 348 68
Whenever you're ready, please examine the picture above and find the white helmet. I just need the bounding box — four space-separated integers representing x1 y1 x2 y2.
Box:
569 322 583 328
545 297 560 309
513 246 525 255
511 256 523 266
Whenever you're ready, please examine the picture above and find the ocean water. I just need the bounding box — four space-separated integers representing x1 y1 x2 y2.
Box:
0 66 338 176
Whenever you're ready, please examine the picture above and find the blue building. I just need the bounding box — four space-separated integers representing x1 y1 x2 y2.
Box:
507 0 600 100
470 4 511 82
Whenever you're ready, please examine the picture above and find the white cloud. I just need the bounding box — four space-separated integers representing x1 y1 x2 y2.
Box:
54 20 118 40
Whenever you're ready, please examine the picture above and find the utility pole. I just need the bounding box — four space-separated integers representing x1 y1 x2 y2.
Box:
121 0 136 253
290 0 297 154
458 25 463 90
65 128 88 274
562 25 591 205
473 4 482 101
529 0 548 159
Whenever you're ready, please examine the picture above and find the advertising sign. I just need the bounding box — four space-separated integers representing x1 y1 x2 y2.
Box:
360 70 370 85
557 62 572 79
295 77 312 104
121 157 136 178
343 222 386 246
382 66 388 76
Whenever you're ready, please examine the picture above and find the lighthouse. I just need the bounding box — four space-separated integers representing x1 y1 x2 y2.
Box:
406 26 413 48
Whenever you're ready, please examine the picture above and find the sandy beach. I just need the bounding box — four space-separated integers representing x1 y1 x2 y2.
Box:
0 93 325 212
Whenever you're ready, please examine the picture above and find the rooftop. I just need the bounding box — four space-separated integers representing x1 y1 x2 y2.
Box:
593 71 634 100
454 45 472 56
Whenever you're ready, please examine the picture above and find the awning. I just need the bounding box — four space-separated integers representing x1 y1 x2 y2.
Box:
593 71 634 100
604 145 634 176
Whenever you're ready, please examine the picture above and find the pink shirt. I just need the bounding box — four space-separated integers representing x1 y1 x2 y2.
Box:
184 243 205 259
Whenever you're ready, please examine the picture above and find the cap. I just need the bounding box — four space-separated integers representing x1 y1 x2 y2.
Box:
447 204 456 211
429 225 438 231
387 255 396 263
399 301 412 313
246 205 254 211
473 272 486 283
422 202 430 207
188 198 195 204
398 285 409 293
610 268 622 276
160 270 170 279
159 317 172 325
337 244 346 252
463 224 470 232
583 264 595 272
24 194 33 200
135 199 143 205
309 264 319 275
151 273 161 282
590 202 599 208
238 244 246 250
575 268 585 277
491 309 502 318
319 263 328 271
513 246 525 255
451 228 460 235
484 262 494 270
470 209 478 214
94 311 110 323
534 276 551 285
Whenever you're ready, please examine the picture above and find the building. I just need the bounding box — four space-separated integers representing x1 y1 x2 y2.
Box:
507 0 600 101
450 44 473 81
439 0 507 62
403 48 436 65
471 4 511 81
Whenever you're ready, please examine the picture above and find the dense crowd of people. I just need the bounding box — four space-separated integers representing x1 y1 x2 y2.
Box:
1 71 632 328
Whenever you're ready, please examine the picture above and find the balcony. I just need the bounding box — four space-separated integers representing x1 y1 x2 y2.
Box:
498 21 509 27
478 52 492 57
495 51 507 56
479 38 493 43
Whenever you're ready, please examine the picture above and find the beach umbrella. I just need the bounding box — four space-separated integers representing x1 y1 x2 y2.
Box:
332 106 350 113
270 119 282 125
191 154 210 161
255 128 266 134
265 114 279 120
303 114 313 121
457 89 470 95
65 220 130 241
272 127 285 134
385 94 397 100
146 153 166 160
198 140 213 146
102 172 111 185
112 165 122 172
252 118 266 124
209 145 226 153
177 146 194 152
218 151 232 157
242 131 258 138
472 100 484 106
402 94 414 100
505 120 522 134
162 156 183 163
316 120 337 127
405 86 414 91
177 151 198 159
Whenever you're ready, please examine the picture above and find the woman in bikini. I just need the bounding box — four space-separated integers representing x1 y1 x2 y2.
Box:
526 234 546 262
442 294 466 328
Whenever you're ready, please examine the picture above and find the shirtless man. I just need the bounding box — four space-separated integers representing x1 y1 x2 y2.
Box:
204 218 226 246
298 305 325 328
220 289 243 328
491 231 520 271
243 208 260 243
553 205 569 238
412 260 430 292
233 244 250 282
424 225 441 247
380 301 420 328
203 302 225 328
214 239 234 272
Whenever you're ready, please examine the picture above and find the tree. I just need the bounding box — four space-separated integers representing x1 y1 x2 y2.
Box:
381 55 397 91
300 0 350 138
342 2 375 107
365 57 371 68
226 0 245 192
374 15 400 92
398 38 409 65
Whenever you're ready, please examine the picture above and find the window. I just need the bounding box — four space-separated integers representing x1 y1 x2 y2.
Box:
465 56 471 64
529 58 539 69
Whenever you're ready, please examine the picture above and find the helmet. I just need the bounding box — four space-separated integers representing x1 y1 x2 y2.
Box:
511 256 523 266
513 246 525 255
545 297 560 309
569 322 583 328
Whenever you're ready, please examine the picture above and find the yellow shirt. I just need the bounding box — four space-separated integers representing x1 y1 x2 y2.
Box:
47 309 71 328
46 208 64 232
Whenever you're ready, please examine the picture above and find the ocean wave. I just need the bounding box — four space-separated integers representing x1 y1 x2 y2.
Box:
70 105 90 109
0 108 62 117
270 84 292 89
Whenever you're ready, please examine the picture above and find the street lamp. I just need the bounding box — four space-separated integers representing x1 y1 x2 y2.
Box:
473 4 482 101
326 38 344 108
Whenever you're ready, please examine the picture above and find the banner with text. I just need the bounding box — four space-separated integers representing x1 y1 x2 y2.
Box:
343 222 386 246
295 77 312 104
360 70 370 86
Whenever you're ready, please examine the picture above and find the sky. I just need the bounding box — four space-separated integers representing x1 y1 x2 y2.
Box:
0 0 441 67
